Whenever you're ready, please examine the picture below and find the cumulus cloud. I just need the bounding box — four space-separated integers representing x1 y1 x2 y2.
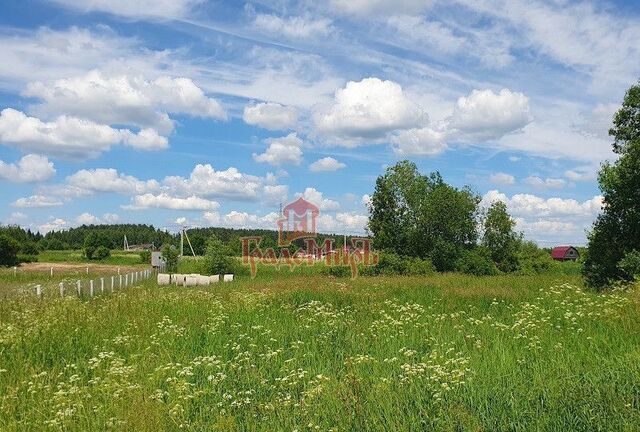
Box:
565 168 596 182
25 70 226 134
162 164 264 201
76 212 101 225
481 189 603 244
263 184 289 206
391 127 447 156
297 187 340 211
243 102 298 130
253 14 333 38
203 210 279 229
0 108 167 159
48 0 202 19
125 193 220 211
38 217 67 234
12 195 63 208
489 172 515 185
66 168 160 195
314 77 424 144
253 133 304 166
448 89 532 141
523 176 566 189
309 157 346 172
0 154 55 183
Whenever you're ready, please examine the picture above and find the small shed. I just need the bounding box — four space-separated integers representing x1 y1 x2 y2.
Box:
551 246 579 261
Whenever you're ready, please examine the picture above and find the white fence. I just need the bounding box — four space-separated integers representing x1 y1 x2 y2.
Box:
31 268 154 299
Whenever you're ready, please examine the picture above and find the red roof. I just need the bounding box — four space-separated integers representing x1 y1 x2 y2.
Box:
551 246 575 259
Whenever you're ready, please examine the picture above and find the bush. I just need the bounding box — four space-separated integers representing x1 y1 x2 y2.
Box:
456 247 499 276
84 233 112 260
162 245 179 273
202 236 236 275
93 246 111 260
139 250 151 264
618 250 640 281
17 254 38 264
321 265 353 278
515 241 553 275
20 241 39 255
360 252 435 276
0 234 20 266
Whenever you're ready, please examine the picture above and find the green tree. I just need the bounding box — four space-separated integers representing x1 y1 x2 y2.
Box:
368 161 480 271
202 235 235 275
583 81 640 287
84 233 111 260
162 245 179 273
0 234 20 266
482 201 522 272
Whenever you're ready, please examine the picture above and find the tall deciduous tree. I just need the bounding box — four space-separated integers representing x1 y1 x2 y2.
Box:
368 161 480 271
583 81 640 287
482 201 522 272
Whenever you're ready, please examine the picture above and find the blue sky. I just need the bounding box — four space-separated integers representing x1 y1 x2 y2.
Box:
0 0 638 245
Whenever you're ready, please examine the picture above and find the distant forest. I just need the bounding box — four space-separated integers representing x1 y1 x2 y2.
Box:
0 224 365 256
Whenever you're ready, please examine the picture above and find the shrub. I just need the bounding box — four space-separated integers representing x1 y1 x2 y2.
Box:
84 233 112 260
162 245 179 273
456 247 499 276
361 252 435 276
321 264 353 278
93 246 111 260
202 235 235 275
405 258 436 276
515 241 553 275
139 250 151 264
618 250 640 281
17 254 38 264
0 234 20 266
20 241 39 255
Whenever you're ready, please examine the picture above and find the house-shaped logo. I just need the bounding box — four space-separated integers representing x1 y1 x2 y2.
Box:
277 197 319 246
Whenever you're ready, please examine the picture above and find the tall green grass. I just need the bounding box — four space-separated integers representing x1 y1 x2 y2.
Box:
0 272 638 430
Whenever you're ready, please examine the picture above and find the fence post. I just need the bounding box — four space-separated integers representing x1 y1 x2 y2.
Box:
36 284 42 297
111 276 114 293
100 277 104 293
125 274 128 287
50 267 53 277
86 266 89 275
59 282 64 298
89 280 94 297
13 266 16 276
77 280 81 296
118 267 120 275
119 275 122 288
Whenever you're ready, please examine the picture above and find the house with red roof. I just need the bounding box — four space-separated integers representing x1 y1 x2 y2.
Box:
551 246 579 261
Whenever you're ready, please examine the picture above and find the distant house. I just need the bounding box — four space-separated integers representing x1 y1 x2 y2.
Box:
551 245 579 261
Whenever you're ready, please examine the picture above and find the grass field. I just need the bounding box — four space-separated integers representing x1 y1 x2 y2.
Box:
1 266 639 431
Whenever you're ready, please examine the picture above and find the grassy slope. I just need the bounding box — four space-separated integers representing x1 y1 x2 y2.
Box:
37 250 147 266
0 272 638 431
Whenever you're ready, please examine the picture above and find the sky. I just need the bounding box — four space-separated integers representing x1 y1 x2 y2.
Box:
0 0 638 246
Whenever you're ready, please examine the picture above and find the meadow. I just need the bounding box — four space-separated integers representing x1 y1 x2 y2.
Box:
1 260 639 431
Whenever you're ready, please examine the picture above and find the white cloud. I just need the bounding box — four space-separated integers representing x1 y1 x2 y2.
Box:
297 187 340 211
243 102 298 130
25 70 226 134
0 108 167 159
524 176 566 189
38 218 67 234
162 164 264 201
48 0 201 19
391 127 447 156
263 184 289 206
202 210 279 229
253 14 333 38
102 213 120 223
314 77 425 144
362 194 372 207
330 0 433 16
12 195 63 208
76 212 101 225
66 168 160 195
481 189 603 244
125 193 220 211
317 212 368 234
0 154 55 183
489 172 515 186
564 169 596 182
253 133 304 166
449 89 532 141
309 157 346 172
